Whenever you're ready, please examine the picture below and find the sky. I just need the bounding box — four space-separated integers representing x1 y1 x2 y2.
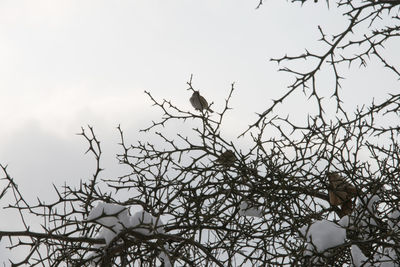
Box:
0 0 398 263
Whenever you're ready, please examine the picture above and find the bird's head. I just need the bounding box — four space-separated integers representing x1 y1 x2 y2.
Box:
326 172 338 183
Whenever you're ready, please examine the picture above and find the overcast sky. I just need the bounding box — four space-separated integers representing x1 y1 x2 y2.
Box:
0 0 398 262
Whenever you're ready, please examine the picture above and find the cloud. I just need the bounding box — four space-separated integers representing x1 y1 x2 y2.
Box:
0 120 93 199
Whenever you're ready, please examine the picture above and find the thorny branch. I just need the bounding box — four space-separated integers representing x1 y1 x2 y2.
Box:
244 0 400 136
1 79 399 265
0 1 399 266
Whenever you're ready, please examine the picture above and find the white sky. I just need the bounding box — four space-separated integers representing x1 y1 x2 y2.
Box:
0 0 398 262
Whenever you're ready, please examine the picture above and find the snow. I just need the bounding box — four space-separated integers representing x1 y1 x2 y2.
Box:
338 215 349 228
87 202 166 243
85 199 399 266
348 197 399 266
130 209 165 235
86 202 131 244
379 247 398 267
355 194 380 228
379 210 400 266
351 245 368 267
300 220 346 254
387 210 400 230
85 202 171 266
159 244 172 267
365 195 380 213
86 202 127 222
238 201 263 218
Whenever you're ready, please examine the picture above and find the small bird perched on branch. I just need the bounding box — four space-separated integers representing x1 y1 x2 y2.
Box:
327 172 357 217
190 91 213 113
216 150 236 168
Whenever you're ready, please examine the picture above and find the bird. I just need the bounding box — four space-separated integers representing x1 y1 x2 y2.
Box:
327 172 357 216
216 150 236 168
189 91 213 113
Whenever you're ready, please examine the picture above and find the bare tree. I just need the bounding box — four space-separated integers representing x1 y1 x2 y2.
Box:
1 1 399 266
